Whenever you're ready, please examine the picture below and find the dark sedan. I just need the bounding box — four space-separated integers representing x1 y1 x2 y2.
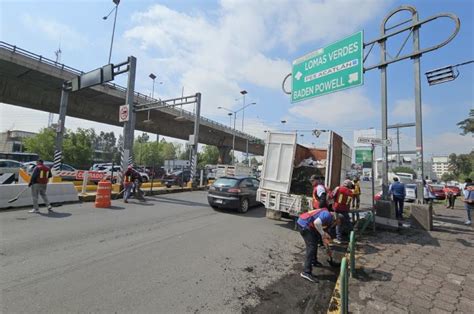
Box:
207 176 260 213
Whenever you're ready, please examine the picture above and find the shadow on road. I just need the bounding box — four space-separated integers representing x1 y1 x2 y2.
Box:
38 211 72 218
147 195 207 207
212 206 266 218
108 205 126 210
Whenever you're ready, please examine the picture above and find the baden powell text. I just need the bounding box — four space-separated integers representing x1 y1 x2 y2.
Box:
291 31 364 102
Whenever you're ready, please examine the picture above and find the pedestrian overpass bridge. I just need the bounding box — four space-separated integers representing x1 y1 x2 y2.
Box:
0 42 264 161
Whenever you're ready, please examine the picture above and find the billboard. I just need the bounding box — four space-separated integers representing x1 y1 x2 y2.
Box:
355 149 372 164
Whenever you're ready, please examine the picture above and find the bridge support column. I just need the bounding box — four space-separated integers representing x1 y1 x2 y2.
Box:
217 146 232 164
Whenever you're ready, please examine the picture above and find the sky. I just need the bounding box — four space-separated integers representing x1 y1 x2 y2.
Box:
0 0 472 160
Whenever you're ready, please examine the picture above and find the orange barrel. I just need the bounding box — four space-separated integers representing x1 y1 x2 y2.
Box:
95 179 112 208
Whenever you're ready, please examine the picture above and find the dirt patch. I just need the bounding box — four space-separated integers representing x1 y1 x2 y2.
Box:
242 252 338 314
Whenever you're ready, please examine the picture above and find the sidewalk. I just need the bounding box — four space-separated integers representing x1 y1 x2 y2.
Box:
349 202 474 313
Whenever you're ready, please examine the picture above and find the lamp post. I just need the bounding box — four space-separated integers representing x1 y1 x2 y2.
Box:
103 0 120 64
218 102 257 165
240 90 247 132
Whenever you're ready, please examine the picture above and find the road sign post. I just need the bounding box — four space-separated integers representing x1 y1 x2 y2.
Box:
291 31 363 103
119 104 129 122
357 137 392 147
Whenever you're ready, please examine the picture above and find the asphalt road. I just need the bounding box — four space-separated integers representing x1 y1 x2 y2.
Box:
1 192 305 313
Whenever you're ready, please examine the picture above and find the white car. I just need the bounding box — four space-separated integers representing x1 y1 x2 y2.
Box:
0 159 25 181
98 165 150 183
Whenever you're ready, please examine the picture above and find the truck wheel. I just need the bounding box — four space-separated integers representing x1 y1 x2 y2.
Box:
239 198 249 213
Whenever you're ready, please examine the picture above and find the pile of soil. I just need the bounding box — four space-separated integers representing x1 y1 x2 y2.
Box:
242 253 338 314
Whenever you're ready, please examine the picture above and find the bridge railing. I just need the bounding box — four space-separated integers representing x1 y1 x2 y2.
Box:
0 41 262 143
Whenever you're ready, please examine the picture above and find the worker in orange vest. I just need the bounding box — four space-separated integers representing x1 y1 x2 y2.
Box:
28 159 53 213
310 175 330 209
123 165 135 203
332 180 354 244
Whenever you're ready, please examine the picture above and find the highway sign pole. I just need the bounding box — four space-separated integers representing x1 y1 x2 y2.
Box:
413 22 425 203
53 82 71 172
371 143 376 232
190 93 201 187
122 56 137 174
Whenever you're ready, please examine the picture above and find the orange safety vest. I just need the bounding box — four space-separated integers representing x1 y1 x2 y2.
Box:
36 164 50 184
312 184 329 209
333 186 353 212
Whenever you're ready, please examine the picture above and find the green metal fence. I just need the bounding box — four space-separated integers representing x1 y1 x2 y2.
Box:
349 231 356 277
340 257 349 313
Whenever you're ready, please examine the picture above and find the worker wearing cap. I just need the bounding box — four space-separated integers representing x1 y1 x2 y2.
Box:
332 179 354 244
296 208 335 283
28 159 53 213
310 175 329 209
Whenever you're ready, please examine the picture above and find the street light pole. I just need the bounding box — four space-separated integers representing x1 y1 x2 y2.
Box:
240 90 247 132
104 0 120 64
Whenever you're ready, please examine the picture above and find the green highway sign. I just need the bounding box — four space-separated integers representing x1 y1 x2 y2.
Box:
291 31 364 103
355 149 372 164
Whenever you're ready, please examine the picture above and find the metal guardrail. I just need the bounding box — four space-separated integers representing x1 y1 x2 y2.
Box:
340 257 349 314
349 231 356 277
0 41 262 143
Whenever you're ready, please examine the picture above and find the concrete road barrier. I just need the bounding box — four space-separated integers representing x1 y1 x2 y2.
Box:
0 183 79 209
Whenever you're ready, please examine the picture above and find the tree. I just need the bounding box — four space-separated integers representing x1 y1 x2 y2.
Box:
449 152 473 178
392 166 416 179
23 128 56 161
63 128 95 168
441 172 456 182
457 109 474 135
137 132 150 143
198 145 219 167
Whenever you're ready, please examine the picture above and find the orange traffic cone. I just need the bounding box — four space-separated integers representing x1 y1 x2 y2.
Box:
95 179 112 208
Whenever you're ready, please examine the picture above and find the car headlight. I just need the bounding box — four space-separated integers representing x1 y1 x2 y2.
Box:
209 186 216 191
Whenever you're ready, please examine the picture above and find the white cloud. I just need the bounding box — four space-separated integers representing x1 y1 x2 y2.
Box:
20 14 88 49
289 89 377 126
123 1 390 119
392 99 433 119
424 132 473 156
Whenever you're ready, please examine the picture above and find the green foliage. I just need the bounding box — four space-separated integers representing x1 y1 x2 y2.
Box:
449 152 473 178
63 128 95 168
457 109 473 135
392 166 416 178
441 172 456 182
23 128 56 161
198 145 219 167
133 140 178 166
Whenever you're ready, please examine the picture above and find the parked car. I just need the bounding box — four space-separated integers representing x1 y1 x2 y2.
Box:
164 170 191 188
447 185 461 197
24 161 77 181
429 184 446 200
207 176 261 213
405 184 417 202
0 159 26 181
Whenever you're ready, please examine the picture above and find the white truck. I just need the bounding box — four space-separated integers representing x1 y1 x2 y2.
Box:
257 131 352 217
213 164 253 178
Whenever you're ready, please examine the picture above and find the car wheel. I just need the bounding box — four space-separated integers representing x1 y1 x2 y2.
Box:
142 176 148 183
239 198 249 213
166 184 171 188
209 203 219 210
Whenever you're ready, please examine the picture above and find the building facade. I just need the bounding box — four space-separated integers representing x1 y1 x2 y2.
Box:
431 156 451 179
0 130 36 152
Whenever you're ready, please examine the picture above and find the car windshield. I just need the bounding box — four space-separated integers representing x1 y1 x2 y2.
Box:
406 184 416 188
213 178 239 187
431 185 444 191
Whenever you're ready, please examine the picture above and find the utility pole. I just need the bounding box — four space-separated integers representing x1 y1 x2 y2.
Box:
396 127 401 166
